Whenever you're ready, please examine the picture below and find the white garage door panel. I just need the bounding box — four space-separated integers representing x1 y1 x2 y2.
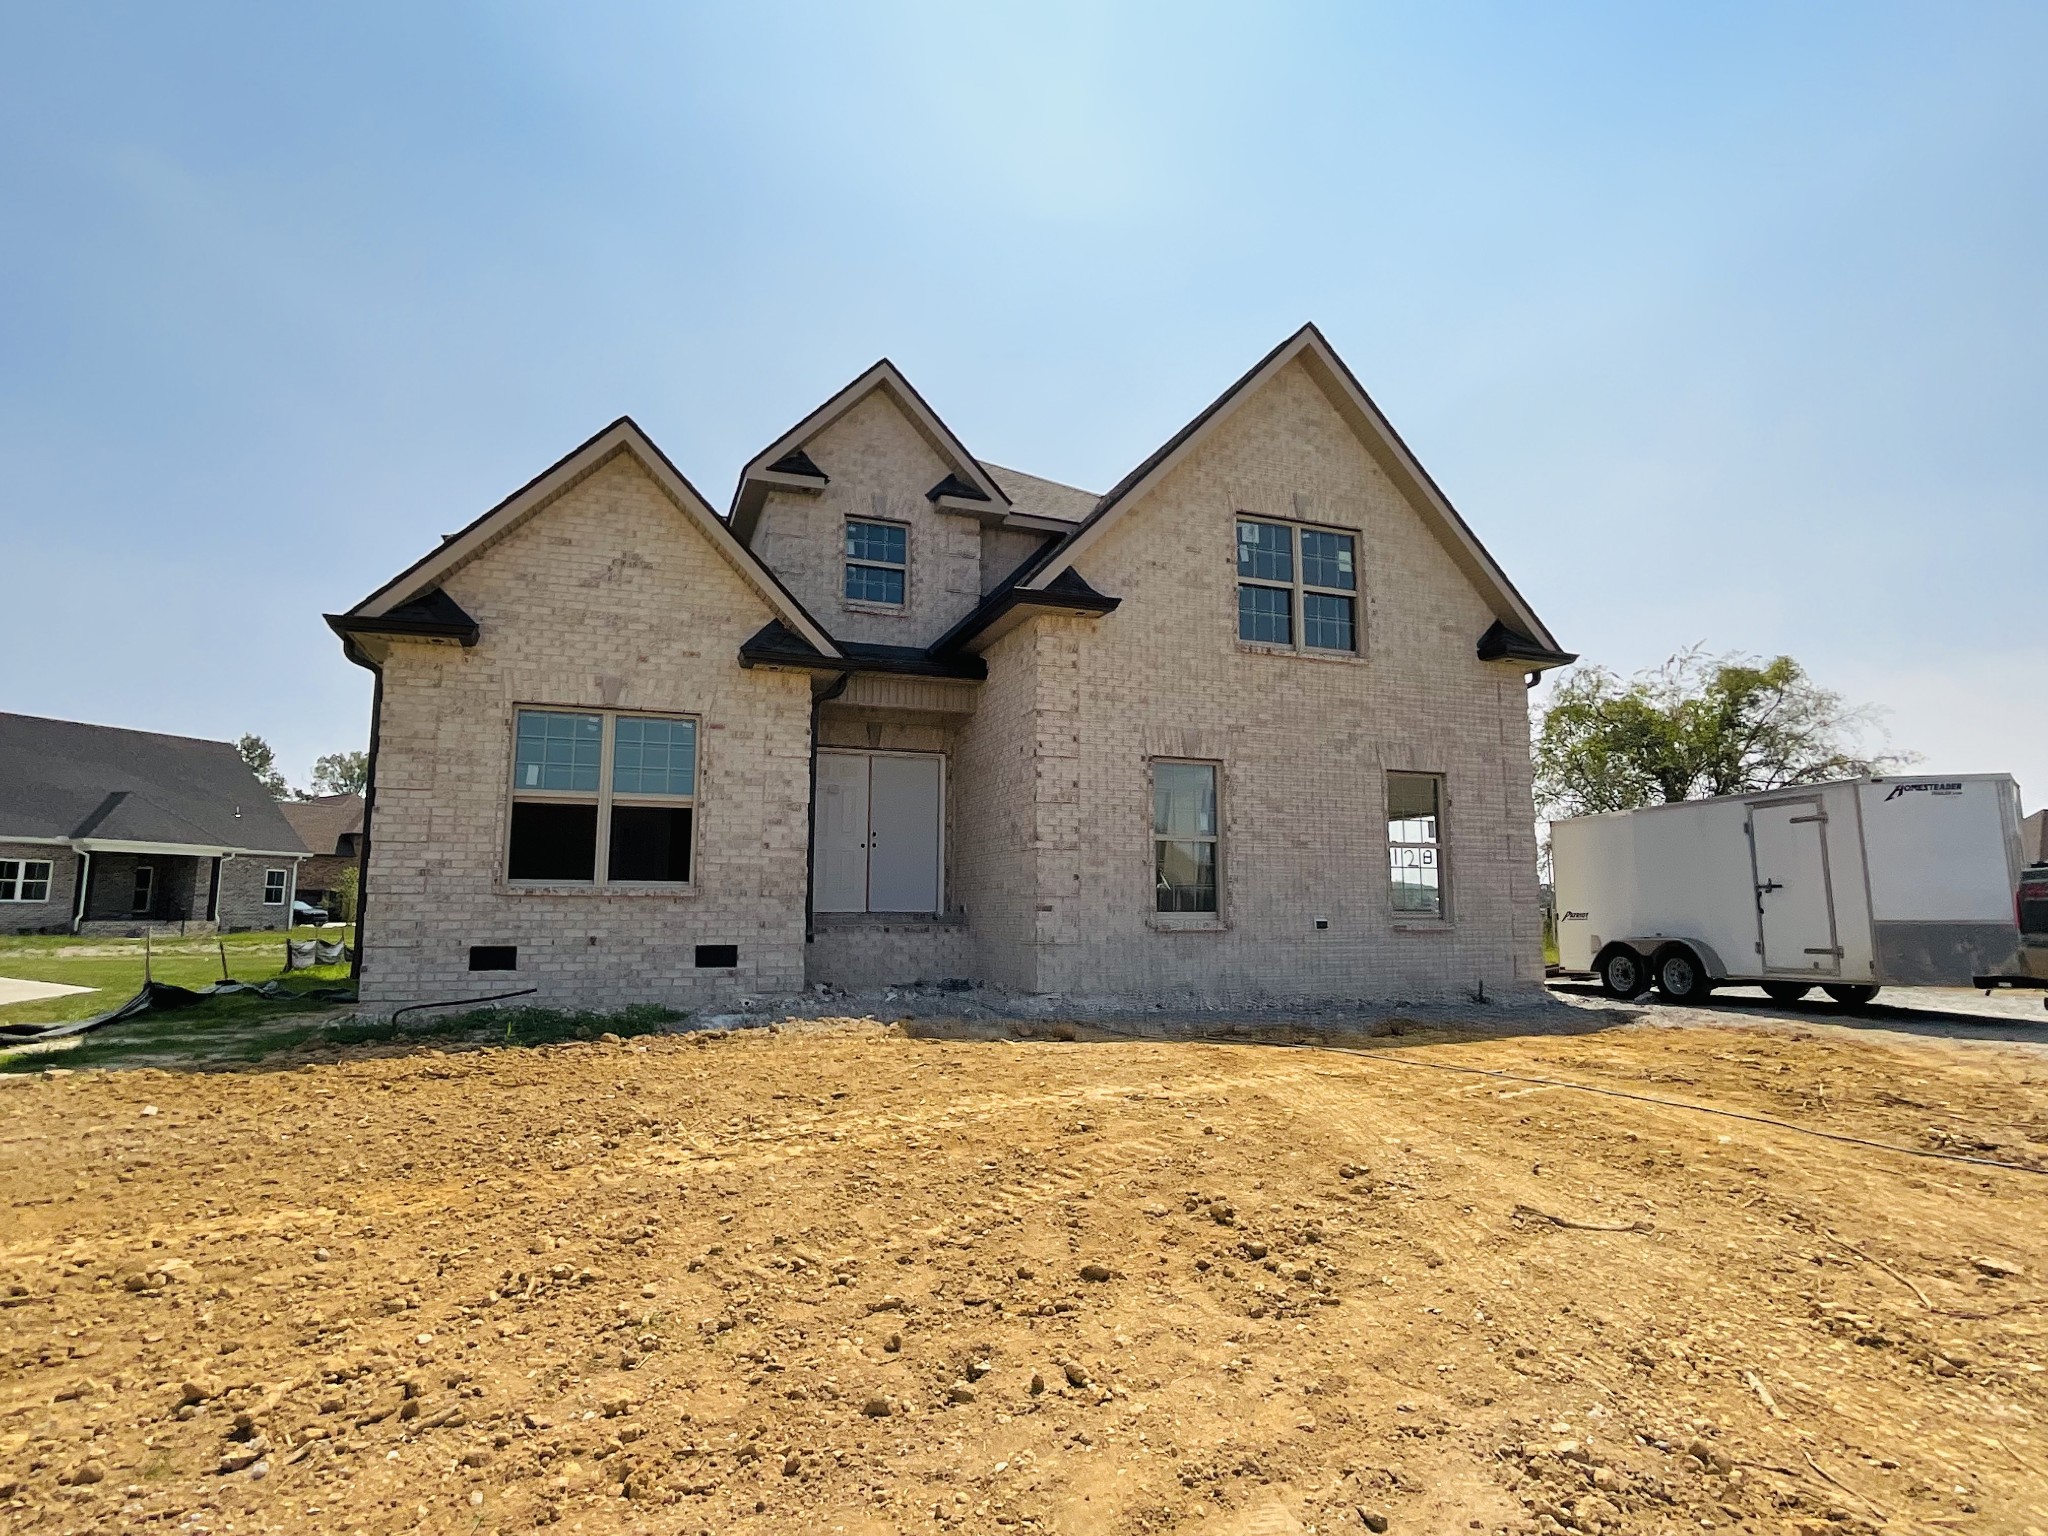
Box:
867 755 942 913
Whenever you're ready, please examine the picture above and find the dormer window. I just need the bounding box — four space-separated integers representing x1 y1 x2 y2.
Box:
845 518 908 607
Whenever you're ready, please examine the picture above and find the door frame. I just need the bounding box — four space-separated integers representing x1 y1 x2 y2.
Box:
1747 793 1842 976
814 748 947 914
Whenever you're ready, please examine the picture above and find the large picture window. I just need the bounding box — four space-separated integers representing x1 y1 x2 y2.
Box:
1386 771 1445 917
1153 761 1220 914
0 860 52 902
507 709 697 886
845 518 908 606
1236 518 1358 653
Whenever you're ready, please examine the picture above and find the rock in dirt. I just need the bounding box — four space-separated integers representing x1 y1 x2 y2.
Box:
1358 1508 1389 1532
948 1381 977 1403
862 1396 893 1418
1079 1263 1114 1282
1063 1361 1091 1388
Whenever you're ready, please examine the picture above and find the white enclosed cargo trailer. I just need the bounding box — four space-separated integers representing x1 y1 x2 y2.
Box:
1552 775 2034 1004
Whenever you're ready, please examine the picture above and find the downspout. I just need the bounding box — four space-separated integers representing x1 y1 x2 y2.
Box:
803 669 854 943
69 847 91 935
344 642 384 984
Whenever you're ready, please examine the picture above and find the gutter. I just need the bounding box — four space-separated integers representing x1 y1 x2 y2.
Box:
803 670 854 944
338 638 384 984
69 848 91 935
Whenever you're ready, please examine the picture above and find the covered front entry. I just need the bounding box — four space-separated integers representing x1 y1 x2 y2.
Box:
814 750 944 914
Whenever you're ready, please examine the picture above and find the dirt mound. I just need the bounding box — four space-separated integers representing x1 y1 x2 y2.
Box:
2 1017 2044 1533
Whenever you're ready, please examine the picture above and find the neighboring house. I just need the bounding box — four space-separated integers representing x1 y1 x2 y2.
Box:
0 713 307 936
280 793 365 912
327 324 1573 1010
2025 808 2046 865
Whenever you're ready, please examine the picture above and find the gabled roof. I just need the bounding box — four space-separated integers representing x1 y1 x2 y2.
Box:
729 360 1010 541
1019 324 1568 661
336 417 842 660
737 621 988 682
0 713 309 855
279 793 365 855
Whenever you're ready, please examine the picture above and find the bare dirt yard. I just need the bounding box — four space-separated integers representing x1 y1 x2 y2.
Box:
2 1008 2045 1536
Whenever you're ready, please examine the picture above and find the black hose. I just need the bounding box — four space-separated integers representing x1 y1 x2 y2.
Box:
389 988 537 1027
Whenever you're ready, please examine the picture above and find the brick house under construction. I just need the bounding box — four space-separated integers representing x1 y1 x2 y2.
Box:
327 325 1573 1010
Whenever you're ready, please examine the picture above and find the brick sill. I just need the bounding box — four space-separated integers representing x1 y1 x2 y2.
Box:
1236 642 1370 667
843 601 910 618
1392 921 1455 934
499 884 699 898
1149 915 1228 934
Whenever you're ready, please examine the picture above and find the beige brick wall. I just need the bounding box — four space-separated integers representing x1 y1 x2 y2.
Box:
750 391 986 647
976 356 1545 1002
360 451 814 1011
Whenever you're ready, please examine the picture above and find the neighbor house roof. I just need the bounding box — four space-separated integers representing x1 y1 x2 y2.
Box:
1016 323 1572 667
982 464 1095 524
0 714 310 856
330 417 842 661
279 793 364 856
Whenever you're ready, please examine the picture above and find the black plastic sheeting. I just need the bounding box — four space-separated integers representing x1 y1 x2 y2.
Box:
0 979 356 1046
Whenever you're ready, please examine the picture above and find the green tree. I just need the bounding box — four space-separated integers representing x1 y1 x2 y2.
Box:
309 750 369 797
332 865 360 924
236 733 290 798
1534 648 1909 822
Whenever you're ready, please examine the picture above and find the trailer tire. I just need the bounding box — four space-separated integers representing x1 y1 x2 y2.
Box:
1596 946 1649 999
1651 944 1714 1004
1822 983 1880 1008
1760 982 1812 1003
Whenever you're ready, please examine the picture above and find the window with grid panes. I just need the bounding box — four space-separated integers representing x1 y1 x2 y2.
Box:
845 518 908 605
507 709 697 885
1153 761 1220 913
1235 518 1357 653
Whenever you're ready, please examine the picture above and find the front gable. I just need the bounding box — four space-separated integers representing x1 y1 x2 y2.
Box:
1023 325 1570 670
330 419 839 664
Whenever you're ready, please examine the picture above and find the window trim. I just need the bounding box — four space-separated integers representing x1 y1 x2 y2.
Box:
1234 514 1362 657
1385 770 1449 923
263 868 289 906
1149 757 1226 929
131 864 155 916
505 707 701 891
843 515 910 611
0 858 54 903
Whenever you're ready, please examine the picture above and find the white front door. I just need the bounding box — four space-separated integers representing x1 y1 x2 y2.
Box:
1750 798 1840 975
813 751 943 914
815 753 871 913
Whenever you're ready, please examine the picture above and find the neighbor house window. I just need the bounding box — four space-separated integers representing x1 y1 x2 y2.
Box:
1153 761 1220 914
1236 518 1358 653
507 709 697 886
0 860 53 902
131 865 155 916
845 518 908 606
1387 772 1445 917
263 869 288 905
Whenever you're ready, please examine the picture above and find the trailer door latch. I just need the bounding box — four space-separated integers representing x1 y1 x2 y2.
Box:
1756 880 1783 895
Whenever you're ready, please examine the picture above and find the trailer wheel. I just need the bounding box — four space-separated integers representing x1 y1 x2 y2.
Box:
1596 946 1649 999
1760 981 1812 1003
1652 944 1714 1004
1822 983 1880 1008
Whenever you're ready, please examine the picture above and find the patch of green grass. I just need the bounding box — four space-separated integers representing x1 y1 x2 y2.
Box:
321 1002 683 1051
0 927 353 1028
0 966 355 1074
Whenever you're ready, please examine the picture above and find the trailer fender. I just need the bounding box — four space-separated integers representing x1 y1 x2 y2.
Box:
1608 937 1730 981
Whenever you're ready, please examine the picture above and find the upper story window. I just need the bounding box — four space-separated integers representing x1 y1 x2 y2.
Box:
845 518 908 606
508 709 697 886
1236 518 1358 653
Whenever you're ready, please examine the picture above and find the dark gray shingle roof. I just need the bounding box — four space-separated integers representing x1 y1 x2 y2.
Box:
0 713 308 854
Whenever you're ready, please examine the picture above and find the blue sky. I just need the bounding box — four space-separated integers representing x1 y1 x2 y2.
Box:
3 2 2044 805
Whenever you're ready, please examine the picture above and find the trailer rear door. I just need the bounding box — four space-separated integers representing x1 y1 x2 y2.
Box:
1749 798 1841 976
